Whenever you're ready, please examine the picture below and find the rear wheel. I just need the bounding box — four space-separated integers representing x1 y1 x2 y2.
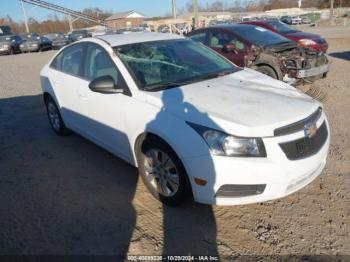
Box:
256 65 278 79
137 136 191 206
45 96 70 136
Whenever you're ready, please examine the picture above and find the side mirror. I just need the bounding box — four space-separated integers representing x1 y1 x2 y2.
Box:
88 76 123 94
223 43 237 53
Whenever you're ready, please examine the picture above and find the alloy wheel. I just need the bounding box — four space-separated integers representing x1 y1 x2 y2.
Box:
144 149 180 197
47 101 61 131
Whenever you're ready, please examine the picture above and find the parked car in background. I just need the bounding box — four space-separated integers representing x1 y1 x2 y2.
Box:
44 32 69 50
0 25 13 35
241 20 328 52
280 16 293 24
115 28 132 34
0 34 23 55
68 29 91 42
41 33 330 206
157 24 171 33
187 24 330 85
115 27 147 34
291 17 302 25
20 33 52 52
301 16 312 24
139 23 154 32
173 23 189 35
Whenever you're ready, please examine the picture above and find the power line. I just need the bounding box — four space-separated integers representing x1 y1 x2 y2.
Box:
18 0 105 32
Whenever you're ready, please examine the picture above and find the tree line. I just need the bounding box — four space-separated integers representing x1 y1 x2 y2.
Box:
180 0 349 13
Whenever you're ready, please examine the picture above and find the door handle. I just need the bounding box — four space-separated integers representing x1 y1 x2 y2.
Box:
78 93 88 100
77 88 88 100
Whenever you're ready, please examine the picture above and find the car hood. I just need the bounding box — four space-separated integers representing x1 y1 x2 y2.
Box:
285 31 322 41
143 68 320 137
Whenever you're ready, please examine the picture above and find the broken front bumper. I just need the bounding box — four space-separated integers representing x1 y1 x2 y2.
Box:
296 63 331 78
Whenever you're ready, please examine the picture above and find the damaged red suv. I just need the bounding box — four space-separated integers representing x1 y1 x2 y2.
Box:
187 24 330 85
240 20 328 53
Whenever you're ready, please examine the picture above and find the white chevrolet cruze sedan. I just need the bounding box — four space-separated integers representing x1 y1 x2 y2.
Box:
40 33 330 206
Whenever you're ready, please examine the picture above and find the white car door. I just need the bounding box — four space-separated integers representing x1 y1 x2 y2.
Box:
49 43 86 130
76 43 134 161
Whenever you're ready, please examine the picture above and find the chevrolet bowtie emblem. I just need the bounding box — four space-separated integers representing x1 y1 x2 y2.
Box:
304 122 317 138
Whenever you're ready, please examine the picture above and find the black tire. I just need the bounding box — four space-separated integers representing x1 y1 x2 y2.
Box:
45 96 70 136
137 136 191 206
256 65 278 79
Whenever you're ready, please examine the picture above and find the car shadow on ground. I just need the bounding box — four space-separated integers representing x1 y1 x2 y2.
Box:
329 51 350 61
0 92 220 258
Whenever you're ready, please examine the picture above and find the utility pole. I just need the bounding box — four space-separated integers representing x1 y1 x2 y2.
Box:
330 0 334 24
172 0 177 19
19 0 30 33
193 0 199 29
68 15 73 32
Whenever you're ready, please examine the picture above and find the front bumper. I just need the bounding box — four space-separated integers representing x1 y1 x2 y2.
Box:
52 42 67 49
296 63 331 78
0 46 10 54
183 114 330 206
20 46 39 52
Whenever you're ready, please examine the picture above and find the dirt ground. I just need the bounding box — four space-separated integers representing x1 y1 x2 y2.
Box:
0 26 349 259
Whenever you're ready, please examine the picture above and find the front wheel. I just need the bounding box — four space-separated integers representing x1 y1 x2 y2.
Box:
256 65 278 79
137 136 191 206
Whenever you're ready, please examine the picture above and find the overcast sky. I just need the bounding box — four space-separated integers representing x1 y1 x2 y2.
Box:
1 0 232 21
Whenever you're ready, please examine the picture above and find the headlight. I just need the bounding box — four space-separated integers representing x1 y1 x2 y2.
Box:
299 39 317 46
32 43 38 46
20 44 24 48
3 44 9 48
284 59 297 68
188 122 266 157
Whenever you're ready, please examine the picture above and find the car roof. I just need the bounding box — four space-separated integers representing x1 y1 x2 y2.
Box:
96 32 185 47
209 23 257 30
241 21 270 25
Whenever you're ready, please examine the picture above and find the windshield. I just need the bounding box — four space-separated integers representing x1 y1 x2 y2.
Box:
267 21 299 34
114 39 239 91
232 25 293 47
73 30 87 35
0 26 12 36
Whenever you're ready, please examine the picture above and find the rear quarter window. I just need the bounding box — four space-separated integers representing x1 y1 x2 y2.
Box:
50 44 85 77
50 51 64 71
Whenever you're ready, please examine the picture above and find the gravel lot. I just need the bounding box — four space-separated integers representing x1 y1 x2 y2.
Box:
0 27 349 259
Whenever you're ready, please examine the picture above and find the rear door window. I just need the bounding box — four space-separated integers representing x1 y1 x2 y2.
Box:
50 51 64 71
209 30 245 50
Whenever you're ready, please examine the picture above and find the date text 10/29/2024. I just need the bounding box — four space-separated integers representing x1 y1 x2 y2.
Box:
127 255 220 261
